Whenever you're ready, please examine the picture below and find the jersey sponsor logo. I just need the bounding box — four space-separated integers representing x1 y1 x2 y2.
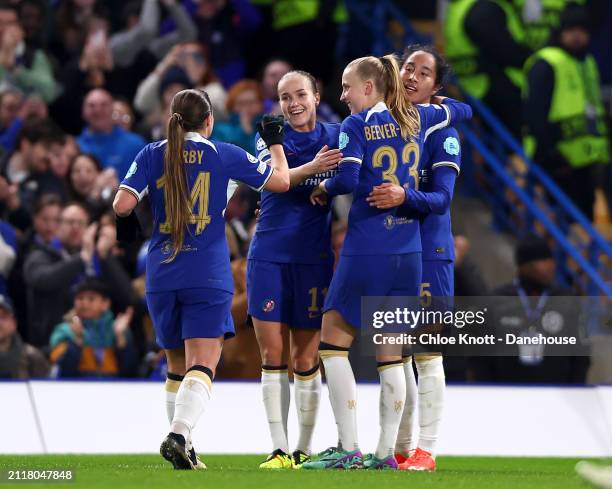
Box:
256 137 266 151
257 161 267 175
125 161 137 179
262 299 275 312
339 131 349 150
384 215 395 230
247 152 259 164
383 215 412 230
443 136 460 155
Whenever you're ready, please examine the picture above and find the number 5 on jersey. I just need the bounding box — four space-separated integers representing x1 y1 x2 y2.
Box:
156 171 211 235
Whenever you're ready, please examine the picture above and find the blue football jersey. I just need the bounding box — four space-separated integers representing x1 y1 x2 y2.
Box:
419 126 461 261
337 101 455 256
248 121 339 264
120 132 273 293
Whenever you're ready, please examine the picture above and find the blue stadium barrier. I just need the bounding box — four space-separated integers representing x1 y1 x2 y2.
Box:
460 94 612 297
460 124 612 297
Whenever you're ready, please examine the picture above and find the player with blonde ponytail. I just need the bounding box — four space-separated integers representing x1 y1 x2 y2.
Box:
304 55 472 470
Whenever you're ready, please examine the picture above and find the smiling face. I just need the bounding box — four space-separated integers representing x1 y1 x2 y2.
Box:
340 67 371 115
400 50 440 105
278 73 319 132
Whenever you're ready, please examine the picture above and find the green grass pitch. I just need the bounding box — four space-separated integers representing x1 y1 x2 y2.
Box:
0 455 605 489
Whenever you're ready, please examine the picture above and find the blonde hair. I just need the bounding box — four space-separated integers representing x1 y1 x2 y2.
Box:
347 55 420 140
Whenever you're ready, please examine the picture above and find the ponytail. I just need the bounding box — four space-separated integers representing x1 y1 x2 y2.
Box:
163 112 191 263
379 55 420 141
348 55 420 141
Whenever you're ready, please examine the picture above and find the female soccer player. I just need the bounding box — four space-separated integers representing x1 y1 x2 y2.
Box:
113 88 290 469
248 70 342 469
304 55 471 470
367 45 459 472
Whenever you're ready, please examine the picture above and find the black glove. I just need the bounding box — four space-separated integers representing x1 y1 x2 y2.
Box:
257 114 285 147
116 212 142 245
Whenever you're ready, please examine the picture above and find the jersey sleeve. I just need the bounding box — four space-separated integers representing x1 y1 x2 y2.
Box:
322 116 364 196
418 98 472 142
429 127 461 174
254 132 271 164
338 115 366 165
220 142 273 192
119 145 150 202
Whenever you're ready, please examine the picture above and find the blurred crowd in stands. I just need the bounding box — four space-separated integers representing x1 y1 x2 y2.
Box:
0 0 609 384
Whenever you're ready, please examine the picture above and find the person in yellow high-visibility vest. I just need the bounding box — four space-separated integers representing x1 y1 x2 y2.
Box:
444 0 532 137
523 4 609 219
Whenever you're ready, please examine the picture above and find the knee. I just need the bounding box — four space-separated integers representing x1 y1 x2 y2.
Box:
260 344 287 367
292 354 318 373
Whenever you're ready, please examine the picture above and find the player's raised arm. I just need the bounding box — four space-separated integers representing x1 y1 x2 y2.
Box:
257 115 290 192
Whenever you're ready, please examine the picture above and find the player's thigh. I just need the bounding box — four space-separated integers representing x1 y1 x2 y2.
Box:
289 328 321 371
146 291 182 350
288 263 333 329
320 310 355 348
421 259 454 299
247 259 291 324
252 318 290 366
323 255 396 330
178 288 235 372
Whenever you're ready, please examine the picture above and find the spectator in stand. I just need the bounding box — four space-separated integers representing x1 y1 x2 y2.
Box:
0 118 66 226
136 64 193 141
116 0 197 64
0 92 48 157
7 194 62 338
112 98 136 132
23 202 134 347
212 79 263 153
0 295 49 378
67 153 118 220
48 134 79 182
49 278 138 378
183 0 261 88
444 0 532 137
467 234 589 384
77 89 146 180
50 0 107 66
134 42 227 123
261 58 292 113
0 88 22 156
0 219 16 295
523 4 609 219
0 0 58 103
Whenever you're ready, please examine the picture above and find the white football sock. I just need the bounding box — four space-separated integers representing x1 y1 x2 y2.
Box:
320 352 359 451
171 370 212 440
165 377 181 424
375 362 406 460
415 355 445 455
395 357 418 456
261 367 290 453
294 368 322 454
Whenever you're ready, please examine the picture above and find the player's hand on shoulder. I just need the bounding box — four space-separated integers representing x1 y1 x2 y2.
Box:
257 114 285 147
367 182 406 209
309 145 342 175
310 181 328 206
